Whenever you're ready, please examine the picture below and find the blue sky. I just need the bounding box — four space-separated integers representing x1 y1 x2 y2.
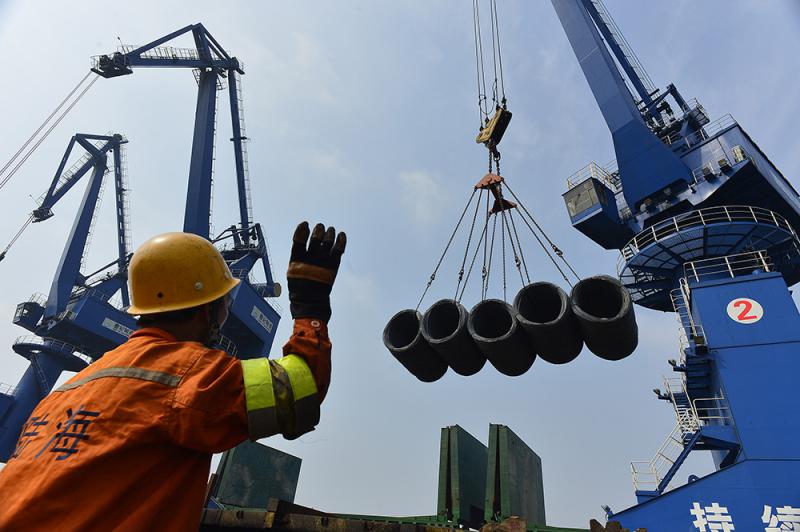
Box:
0 1 799 527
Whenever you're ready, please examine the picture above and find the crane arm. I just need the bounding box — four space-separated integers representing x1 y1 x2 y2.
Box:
91 24 242 78
552 0 691 212
35 134 129 317
33 135 119 221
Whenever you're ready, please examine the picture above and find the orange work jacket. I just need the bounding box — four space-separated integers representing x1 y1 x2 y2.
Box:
0 318 331 532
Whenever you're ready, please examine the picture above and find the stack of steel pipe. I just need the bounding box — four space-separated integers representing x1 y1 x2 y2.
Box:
383 276 638 381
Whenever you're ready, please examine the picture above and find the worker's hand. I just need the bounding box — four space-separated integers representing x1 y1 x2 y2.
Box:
287 221 347 322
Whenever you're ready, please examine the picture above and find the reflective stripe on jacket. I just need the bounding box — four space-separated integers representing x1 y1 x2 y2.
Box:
0 318 331 532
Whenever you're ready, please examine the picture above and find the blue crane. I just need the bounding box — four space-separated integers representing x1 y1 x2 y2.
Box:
0 133 136 460
553 0 800 529
0 24 282 461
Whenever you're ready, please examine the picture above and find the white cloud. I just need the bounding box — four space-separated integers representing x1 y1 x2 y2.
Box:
398 170 444 229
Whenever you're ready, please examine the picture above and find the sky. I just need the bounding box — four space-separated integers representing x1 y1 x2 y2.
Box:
0 0 799 527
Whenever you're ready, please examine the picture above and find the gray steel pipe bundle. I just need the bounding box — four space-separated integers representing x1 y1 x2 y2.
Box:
383 276 638 380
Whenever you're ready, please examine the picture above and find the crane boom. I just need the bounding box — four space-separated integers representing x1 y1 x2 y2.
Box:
551 0 691 215
92 23 251 239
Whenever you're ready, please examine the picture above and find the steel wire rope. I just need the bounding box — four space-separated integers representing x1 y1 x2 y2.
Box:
458 220 488 303
415 189 478 311
500 199 507 301
0 215 34 262
490 0 506 106
0 74 99 192
500 205 526 288
508 209 531 283
503 181 580 282
0 71 93 184
488 0 500 109
483 213 498 299
514 207 572 285
493 182 527 287
472 0 490 125
481 188 491 297
454 189 485 300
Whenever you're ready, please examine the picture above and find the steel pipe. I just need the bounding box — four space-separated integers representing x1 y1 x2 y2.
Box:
383 309 448 382
468 299 535 376
514 282 583 364
570 275 638 361
421 299 486 376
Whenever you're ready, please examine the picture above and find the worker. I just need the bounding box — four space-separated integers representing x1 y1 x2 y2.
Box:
0 221 346 531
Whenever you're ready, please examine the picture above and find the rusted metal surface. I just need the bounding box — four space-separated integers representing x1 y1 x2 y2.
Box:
473 174 517 215
588 519 647 532
200 498 460 531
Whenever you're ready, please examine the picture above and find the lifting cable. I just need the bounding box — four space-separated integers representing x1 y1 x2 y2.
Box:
457 217 488 302
454 189 486 300
488 0 506 110
411 0 578 311
415 189 478 311
0 72 98 192
0 215 34 262
472 0 490 127
503 182 580 284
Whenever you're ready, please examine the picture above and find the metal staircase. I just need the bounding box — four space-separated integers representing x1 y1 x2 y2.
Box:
631 374 735 502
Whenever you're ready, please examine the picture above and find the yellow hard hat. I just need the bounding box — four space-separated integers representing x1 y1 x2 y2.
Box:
127 232 240 315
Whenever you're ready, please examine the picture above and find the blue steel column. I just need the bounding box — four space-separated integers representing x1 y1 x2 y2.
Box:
183 28 218 238
0 352 68 461
183 69 218 238
227 70 251 240
45 157 107 318
550 0 691 211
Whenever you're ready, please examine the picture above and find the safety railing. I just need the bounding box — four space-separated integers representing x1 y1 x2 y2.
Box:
690 150 737 183
26 292 49 307
79 287 126 311
588 0 657 94
683 114 737 149
658 130 682 147
631 378 733 493
229 270 284 314
620 205 795 262
13 336 94 365
565 161 618 191
631 424 684 493
120 44 200 60
663 377 701 434
693 395 733 425
684 249 775 284
192 68 227 90
669 286 705 364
